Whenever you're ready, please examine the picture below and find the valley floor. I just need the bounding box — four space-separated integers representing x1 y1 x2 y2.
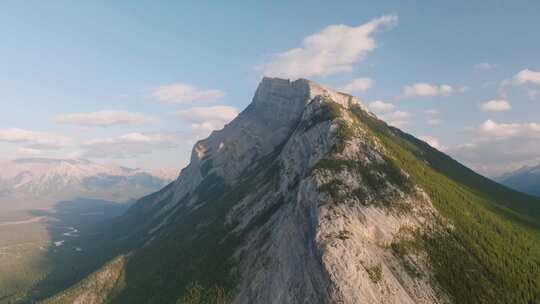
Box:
0 199 129 304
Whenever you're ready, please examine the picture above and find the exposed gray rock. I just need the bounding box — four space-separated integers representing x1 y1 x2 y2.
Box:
141 78 450 303
46 78 452 304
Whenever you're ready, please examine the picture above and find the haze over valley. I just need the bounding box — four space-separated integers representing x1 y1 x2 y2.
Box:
0 157 174 210
0 157 172 301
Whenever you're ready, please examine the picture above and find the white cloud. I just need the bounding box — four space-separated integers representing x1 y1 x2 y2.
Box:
0 128 71 149
82 132 178 159
424 109 440 115
55 110 155 127
66 150 84 159
152 82 225 103
17 147 42 156
498 69 540 98
340 78 373 93
445 119 540 176
526 89 538 100
424 108 442 125
457 86 470 93
174 106 238 122
384 110 411 120
258 15 398 78
418 135 446 151
399 83 453 99
478 119 540 140
474 62 496 71
380 110 412 128
190 122 227 134
174 105 239 135
448 139 540 177
427 118 442 125
368 100 394 112
479 100 511 112
482 81 496 88
512 69 540 86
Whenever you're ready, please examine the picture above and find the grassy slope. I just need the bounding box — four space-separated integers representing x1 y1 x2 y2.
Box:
351 106 540 304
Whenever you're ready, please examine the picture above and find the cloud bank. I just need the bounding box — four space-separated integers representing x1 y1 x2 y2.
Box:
55 110 155 127
81 132 179 159
152 82 225 103
400 83 453 99
479 100 511 112
259 15 398 78
340 78 373 93
174 105 239 135
0 128 72 150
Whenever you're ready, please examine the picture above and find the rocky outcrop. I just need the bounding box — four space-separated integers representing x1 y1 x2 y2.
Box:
46 78 451 304
224 80 448 304
125 78 449 303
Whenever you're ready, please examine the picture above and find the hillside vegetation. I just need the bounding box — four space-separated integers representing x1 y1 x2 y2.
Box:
350 106 540 304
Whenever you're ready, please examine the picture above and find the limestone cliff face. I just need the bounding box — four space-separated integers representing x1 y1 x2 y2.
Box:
221 79 447 304
133 78 367 235
130 78 449 303
47 78 451 304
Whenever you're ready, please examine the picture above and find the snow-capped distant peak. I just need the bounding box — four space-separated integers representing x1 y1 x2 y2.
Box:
0 158 174 204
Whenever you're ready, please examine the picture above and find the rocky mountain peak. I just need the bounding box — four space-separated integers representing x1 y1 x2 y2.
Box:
48 77 540 304
202 78 363 160
101 77 450 303
170 78 368 203
254 77 366 111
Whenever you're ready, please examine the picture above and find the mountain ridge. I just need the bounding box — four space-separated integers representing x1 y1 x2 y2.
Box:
0 157 173 209
498 164 540 197
41 77 540 304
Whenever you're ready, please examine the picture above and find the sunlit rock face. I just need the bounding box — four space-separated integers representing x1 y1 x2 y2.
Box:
120 77 449 304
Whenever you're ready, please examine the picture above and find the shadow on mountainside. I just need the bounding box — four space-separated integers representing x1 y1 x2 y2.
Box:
21 198 131 302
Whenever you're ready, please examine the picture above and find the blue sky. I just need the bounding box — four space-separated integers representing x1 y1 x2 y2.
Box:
1 1 540 176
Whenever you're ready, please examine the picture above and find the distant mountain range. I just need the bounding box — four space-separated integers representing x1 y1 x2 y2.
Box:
0 158 174 208
498 164 540 197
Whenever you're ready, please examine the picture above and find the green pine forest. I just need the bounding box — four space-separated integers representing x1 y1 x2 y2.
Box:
349 105 540 304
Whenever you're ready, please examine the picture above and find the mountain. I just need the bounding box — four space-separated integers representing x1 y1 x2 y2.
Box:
43 78 540 304
498 164 540 197
0 158 173 208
